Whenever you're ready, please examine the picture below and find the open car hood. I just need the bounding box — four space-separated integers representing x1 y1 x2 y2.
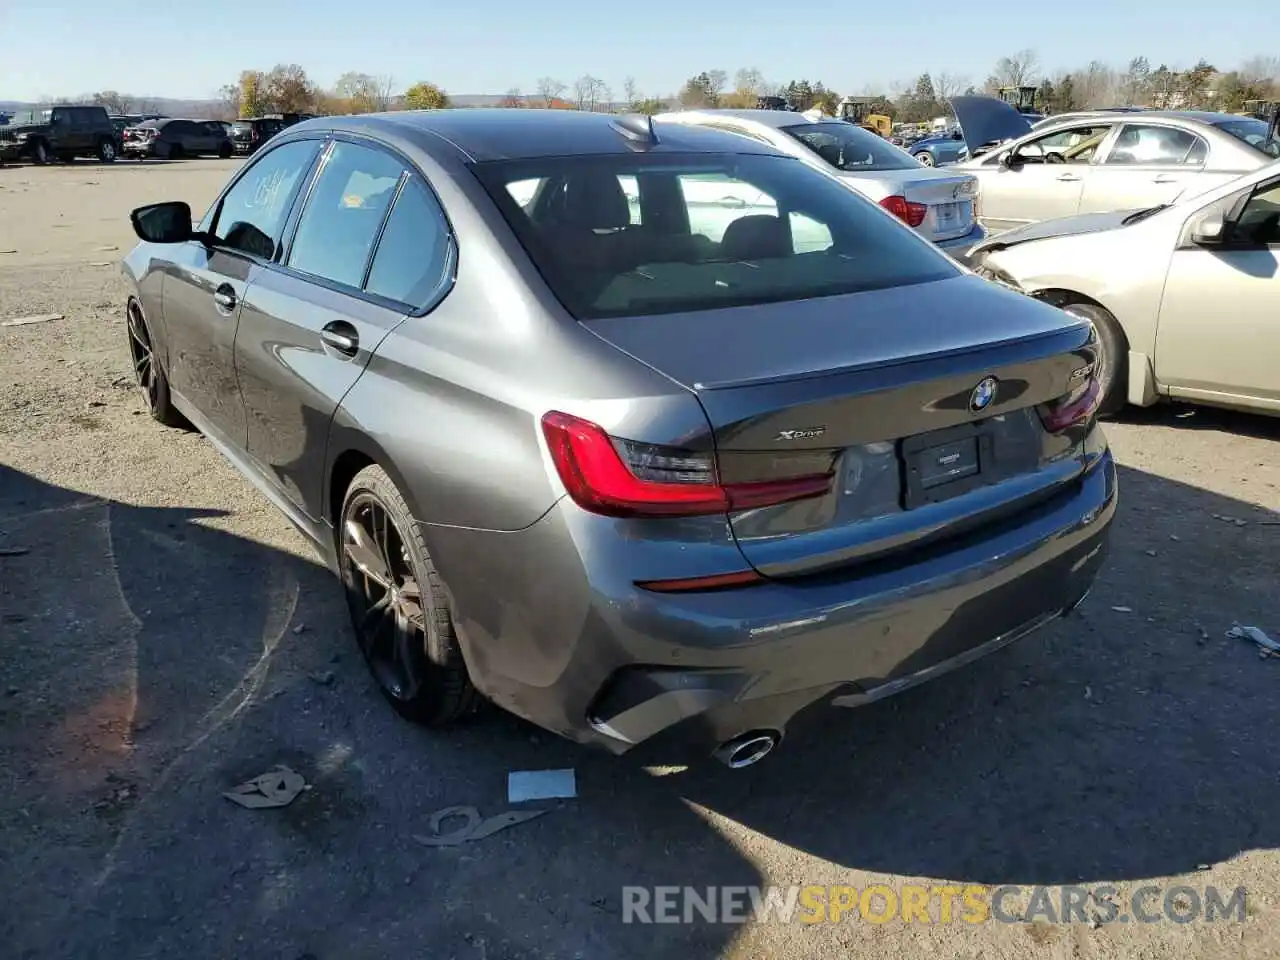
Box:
950 96 1034 155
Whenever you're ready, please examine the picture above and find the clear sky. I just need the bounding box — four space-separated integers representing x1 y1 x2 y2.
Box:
2 0 1275 102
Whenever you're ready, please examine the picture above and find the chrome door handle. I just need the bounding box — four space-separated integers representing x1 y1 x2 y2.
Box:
1152 176 1180 184
213 284 237 313
320 321 359 357
1056 173 1081 182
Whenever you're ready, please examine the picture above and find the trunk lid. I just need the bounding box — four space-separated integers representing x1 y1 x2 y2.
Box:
583 275 1096 576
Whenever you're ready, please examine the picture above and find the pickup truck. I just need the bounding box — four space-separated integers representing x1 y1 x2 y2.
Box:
0 104 121 164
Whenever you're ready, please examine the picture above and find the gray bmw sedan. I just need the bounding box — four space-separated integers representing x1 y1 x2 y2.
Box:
122 109 1116 767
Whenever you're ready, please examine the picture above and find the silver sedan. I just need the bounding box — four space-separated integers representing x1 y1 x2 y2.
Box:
660 109 985 254
951 96 1280 233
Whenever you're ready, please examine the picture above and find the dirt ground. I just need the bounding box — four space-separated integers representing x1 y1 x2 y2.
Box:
1 158 1278 960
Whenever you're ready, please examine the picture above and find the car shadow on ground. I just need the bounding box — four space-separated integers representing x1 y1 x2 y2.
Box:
1114 401 1280 442
2 447 1277 957
0 465 757 960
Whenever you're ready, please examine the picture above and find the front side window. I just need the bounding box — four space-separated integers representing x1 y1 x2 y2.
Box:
474 152 956 320
1232 180 1280 245
1105 125 1206 166
1016 124 1113 164
287 141 404 288
212 139 321 259
782 121 919 172
364 175 453 307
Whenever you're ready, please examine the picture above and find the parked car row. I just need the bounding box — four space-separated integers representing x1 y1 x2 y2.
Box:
0 103 314 166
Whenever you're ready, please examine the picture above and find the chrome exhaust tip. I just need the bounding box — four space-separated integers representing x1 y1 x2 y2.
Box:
712 731 781 769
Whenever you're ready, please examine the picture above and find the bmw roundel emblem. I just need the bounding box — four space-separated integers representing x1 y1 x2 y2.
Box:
969 376 998 413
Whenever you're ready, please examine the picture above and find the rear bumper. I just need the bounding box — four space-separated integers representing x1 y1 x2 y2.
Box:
936 221 987 258
122 143 157 156
426 446 1116 759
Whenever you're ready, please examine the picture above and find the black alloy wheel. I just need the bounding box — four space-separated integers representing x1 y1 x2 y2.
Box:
339 466 477 725
126 300 186 427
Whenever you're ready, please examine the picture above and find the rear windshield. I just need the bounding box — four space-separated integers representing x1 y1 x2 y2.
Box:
1212 117 1280 158
232 122 252 133
473 153 957 320
781 121 920 172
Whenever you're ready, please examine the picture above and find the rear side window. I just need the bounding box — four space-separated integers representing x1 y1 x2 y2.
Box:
1105 125 1206 166
782 122 919 172
287 141 404 288
474 152 955 319
365 176 453 307
212 139 321 259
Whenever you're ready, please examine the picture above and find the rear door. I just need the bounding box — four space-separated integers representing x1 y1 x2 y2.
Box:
1154 175 1280 408
160 138 323 447
234 137 455 519
1080 122 1209 214
975 122 1113 231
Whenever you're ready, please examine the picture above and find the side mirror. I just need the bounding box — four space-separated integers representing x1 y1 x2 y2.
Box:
131 201 194 244
1190 214 1225 246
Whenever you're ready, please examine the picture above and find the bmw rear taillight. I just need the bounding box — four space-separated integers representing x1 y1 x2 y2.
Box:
540 411 833 518
880 195 928 228
1038 372 1102 433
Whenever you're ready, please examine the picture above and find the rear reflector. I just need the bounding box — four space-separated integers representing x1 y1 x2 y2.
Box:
635 569 765 592
880 195 928 228
541 411 834 518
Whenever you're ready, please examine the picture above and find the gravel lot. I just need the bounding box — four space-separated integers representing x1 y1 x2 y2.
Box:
1 158 1278 960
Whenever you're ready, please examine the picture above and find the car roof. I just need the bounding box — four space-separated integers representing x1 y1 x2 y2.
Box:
292 108 786 161
660 109 819 131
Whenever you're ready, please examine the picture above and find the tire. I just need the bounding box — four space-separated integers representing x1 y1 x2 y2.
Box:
97 138 117 163
339 465 479 726
1060 300 1128 417
915 151 935 166
31 140 51 164
218 141 232 159
126 299 189 428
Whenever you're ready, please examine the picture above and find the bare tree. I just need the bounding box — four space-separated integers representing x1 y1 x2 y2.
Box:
934 72 969 101
372 75 396 111
499 87 524 108
706 70 729 99
733 67 765 98
993 49 1040 87
573 75 608 111
1239 55 1280 85
622 76 640 109
536 76 566 108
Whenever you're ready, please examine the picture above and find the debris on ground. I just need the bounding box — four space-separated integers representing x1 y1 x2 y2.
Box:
1211 514 1249 527
0 546 31 557
412 805 550 847
308 670 335 686
508 768 577 803
0 249 16 255
1111 606 1132 613
292 623 307 635
1227 624 1280 657
88 261 112 267
1 313 62 328
223 766 308 809
1084 686 1093 700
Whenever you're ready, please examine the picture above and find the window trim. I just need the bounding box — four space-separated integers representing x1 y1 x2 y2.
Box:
203 135 328 264
1099 122 1209 168
1010 122 1117 166
267 130 459 317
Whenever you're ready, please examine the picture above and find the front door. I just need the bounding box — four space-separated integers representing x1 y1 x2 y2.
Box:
1155 177 1280 408
976 122 1116 230
160 138 323 448
236 138 454 519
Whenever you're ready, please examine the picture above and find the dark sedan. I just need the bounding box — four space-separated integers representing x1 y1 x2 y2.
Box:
123 119 233 159
121 110 1116 767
